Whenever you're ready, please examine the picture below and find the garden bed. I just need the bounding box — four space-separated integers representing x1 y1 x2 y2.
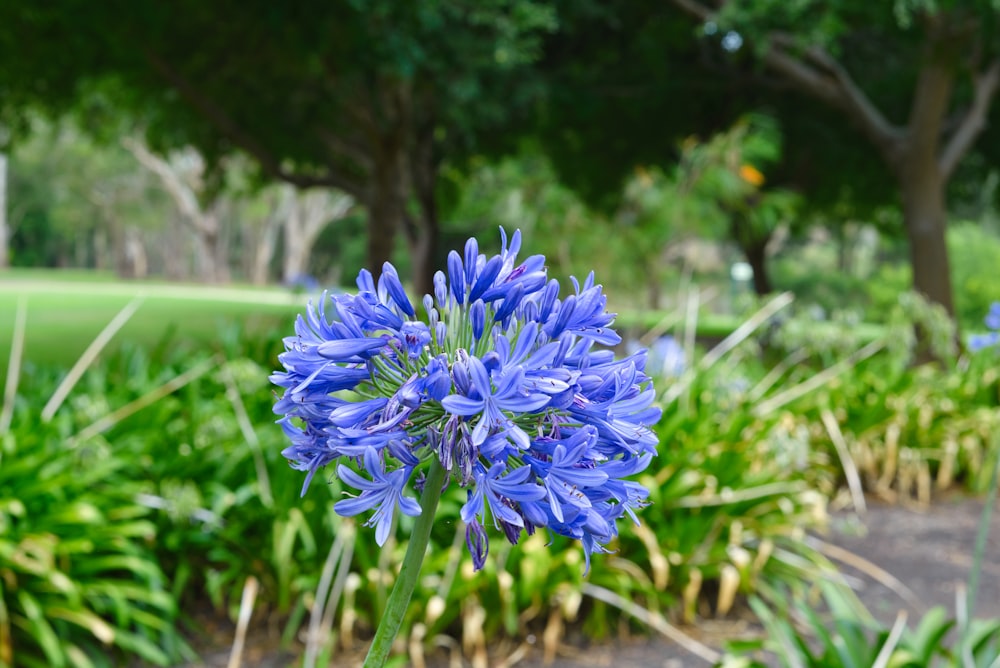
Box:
178 497 1000 667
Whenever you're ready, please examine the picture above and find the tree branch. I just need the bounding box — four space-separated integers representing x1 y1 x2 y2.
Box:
793 38 904 153
671 0 904 162
315 127 374 172
302 190 354 241
143 49 367 197
940 58 1000 178
121 137 205 226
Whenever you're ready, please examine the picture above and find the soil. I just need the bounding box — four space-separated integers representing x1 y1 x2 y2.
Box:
180 497 1000 668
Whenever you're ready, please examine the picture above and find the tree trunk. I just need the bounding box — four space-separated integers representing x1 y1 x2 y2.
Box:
122 226 148 278
163 214 187 280
743 241 773 296
0 153 8 269
282 189 352 284
250 188 289 285
251 216 281 284
899 166 954 317
282 205 309 283
404 122 440 298
366 148 406 283
404 210 438 299
122 138 230 284
190 209 226 283
729 212 774 296
646 264 662 310
93 228 111 271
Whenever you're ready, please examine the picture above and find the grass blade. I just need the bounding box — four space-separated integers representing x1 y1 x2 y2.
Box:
960 434 1000 665
871 610 908 668
580 582 720 664
41 296 144 422
806 536 923 611
226 576 259 668
821 409 867 515
663 292 794 405
219 361 273 508
303 527 350 668
0 295 26 434
754 338 885 417
70 355 216 442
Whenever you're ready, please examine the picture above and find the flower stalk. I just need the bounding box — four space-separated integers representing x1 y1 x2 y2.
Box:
363 458 447 668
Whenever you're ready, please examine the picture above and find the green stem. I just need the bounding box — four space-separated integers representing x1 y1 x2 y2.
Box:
964 436 999 629
363 458 448 668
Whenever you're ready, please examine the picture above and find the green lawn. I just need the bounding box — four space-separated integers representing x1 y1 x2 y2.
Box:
0 272 308 371
1 269 887 374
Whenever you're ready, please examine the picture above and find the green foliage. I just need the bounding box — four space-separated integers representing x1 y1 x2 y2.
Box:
761 293 999 501
722 584 1000 668
772 222 1000 332
6 120 170 269
6 279 1000 665
949 222 1000 331
0 417 181 666
640 368 837 620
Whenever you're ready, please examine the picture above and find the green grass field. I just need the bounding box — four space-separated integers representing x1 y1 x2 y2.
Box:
0 271 737 370
1 269 886 375
0 270 308 371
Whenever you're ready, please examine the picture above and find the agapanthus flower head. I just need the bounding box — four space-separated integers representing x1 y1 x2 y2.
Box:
969 302 1000 352
273 228 660 571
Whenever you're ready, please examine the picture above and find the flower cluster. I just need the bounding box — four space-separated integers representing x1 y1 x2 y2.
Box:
272 229 660 571
969 302 1000 352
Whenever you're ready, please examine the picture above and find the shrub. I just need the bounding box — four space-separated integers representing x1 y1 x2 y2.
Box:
0 418 181 666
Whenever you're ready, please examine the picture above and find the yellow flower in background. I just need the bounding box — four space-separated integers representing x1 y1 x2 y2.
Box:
739 164 765 186
635 165 653 187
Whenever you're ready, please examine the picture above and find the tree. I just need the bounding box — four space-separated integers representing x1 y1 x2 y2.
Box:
684 115 801 295
280 188 354 285
6 121 170 272
609 116 800 303
671 0 1000 319
0 2 555 293
123 138 230 283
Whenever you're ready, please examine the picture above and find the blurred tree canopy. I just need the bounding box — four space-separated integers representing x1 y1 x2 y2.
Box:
1 0 999 321
671 0 1000 318
0 1 555 293
531 0 1000 320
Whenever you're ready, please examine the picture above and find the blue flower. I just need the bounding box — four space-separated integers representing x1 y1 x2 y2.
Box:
985 302 1000 331
273 228 660 571
334 448 422 546
399 321 432 359
969 302 1000 352
441 356 550 449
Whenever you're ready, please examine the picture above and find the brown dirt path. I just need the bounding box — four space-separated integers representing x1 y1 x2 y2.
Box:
497 497 1000 668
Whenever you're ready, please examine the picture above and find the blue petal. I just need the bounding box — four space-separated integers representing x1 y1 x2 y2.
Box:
318 337 387 360
379 263 414 317
469 256 502 302
441 395 485 416
448 251 466 305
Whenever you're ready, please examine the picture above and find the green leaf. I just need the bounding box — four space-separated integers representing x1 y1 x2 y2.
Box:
905 606 952 663
15 592 65 667
112 630 170 666
63 644 97 668
46 607 115 645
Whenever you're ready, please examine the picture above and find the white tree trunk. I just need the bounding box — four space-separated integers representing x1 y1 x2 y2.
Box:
123 137 227 283
248 187 293 285
282 189 352 283
123 226 148 278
